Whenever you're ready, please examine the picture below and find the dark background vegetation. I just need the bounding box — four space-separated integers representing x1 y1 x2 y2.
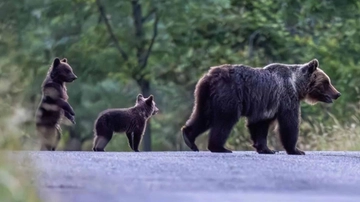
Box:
1 0 360 152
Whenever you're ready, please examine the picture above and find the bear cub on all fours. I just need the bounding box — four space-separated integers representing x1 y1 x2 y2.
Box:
92 94 159 152
182 59 341 155
35 57 77 151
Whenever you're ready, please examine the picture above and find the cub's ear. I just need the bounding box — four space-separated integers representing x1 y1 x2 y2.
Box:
301 58 319 74
145 95 154 105
53 57 61 68
137 94 144 102
61 58 67 63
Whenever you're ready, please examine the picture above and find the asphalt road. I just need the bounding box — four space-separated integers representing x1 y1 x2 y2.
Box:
11 151 360 202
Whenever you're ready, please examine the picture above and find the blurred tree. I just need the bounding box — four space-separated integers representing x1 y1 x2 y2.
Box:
95 0 161 151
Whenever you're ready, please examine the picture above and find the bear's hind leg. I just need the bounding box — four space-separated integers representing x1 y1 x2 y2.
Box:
92 136 111 152
51 124 62 151
182 75 212 152
92 127 113 152
247 119 276 154
37 125 58 151
207 113 238 153
208 123 236 153
182 118 210 152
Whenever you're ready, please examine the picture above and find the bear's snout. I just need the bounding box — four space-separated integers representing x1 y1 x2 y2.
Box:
70 74 77 82
329 85 341 100
333 92 341 100
329 84 341 100
152 107 159 115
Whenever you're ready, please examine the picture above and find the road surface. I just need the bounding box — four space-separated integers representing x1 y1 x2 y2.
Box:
11 151 360 202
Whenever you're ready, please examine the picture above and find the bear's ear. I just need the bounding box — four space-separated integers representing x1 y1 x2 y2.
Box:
137 94 144 102
61 58 67 63
145 95 154 105
301 59 318 74
53 57 61 68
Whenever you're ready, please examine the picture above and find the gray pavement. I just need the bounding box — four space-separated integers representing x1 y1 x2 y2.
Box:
10 151 360 202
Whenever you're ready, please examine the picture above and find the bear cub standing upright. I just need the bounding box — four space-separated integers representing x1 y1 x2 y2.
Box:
182 59 341 155
92 94 159 152
35 57 77 151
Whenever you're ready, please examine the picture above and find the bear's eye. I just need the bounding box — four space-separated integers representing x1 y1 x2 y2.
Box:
65 69 71 73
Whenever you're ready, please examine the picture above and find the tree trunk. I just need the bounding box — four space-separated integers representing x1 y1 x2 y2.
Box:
138 79 152 151
97 0 159 151
132 0 158 151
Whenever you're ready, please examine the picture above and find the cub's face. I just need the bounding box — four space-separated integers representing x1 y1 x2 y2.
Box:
151 100 159 115
302 59 341 105
136 94 159 116
50 57 77 83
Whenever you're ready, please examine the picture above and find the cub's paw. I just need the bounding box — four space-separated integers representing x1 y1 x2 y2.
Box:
69 116 76 125
68 106 75 116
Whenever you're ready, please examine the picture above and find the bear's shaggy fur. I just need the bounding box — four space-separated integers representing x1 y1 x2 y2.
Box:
182 59 341 155
35 57 77 151
92 94 159 152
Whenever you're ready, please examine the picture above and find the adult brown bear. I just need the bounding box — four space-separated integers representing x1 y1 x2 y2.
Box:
181 59 341 155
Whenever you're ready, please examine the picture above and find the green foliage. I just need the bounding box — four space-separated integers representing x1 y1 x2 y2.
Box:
0 54 41 202
1 0 360 152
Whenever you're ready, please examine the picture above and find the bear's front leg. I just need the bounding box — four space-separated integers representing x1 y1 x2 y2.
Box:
64 110 76 124
277 108 305 155
126 132 135 151
130 130 143 152
57 99 75 116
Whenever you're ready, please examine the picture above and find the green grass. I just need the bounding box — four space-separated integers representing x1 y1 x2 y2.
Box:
0 107 41 202
0 154 40 202
192 107 360 152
